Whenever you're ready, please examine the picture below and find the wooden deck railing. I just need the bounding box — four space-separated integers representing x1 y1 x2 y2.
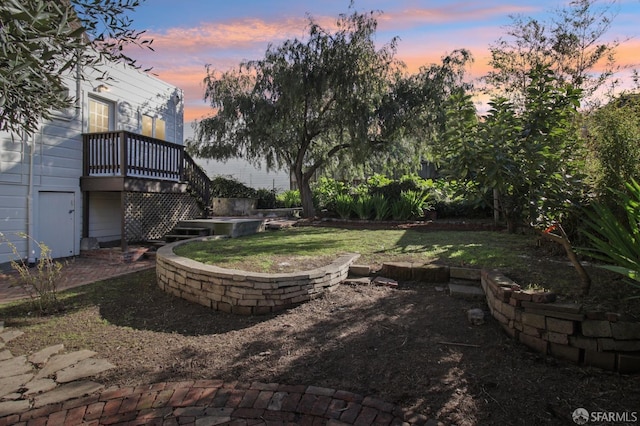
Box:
82 131 211 207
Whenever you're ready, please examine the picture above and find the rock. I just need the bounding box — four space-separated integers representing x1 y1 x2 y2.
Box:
55 358 115 383
343 277 373 286
28 344 65 366
0 356 33 379
0 329 24 344
36 350 97 379
0 373 34 398
22 378 57 396
372 276 398 288
32 381 104 408
0 399 31 417
467 308 485 325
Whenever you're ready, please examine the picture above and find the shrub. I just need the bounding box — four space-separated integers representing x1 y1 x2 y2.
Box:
1 232 64 313
370 179 421 205
366 173 393 189
312 177 349 212
372 194 390 221
277 190 302 208
256 188 277 209
580 179 640 294
353 194 374 220
210 176 257 198
391 190 430 220
335 193 354 219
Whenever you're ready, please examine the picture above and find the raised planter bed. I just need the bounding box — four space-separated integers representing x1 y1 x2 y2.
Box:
156 237 359 315
376 262 640 374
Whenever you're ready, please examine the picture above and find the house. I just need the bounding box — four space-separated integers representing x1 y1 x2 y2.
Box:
0 62 209 265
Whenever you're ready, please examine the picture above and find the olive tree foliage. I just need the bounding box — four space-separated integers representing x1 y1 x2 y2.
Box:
441 66 592 292
485 0 621 108
0 0 152 136
585 93 640 200
442 66 584 231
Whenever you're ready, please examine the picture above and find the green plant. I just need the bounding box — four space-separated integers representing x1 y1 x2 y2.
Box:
210 176 257 198
366 173 393 188
353 194 374 220
335 193 354 219
277 190 301 208
256 188 277 209
312 177 349 212
1 232 64 312
391 190 430 220
581 180 640 295
371 194 390 221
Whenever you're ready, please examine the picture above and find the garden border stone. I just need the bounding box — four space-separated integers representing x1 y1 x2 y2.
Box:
156 237 359 315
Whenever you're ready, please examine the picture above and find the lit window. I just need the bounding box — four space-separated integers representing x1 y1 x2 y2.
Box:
141 115 166 140
155 119 166 140
141 115 153 136
88 98 114 132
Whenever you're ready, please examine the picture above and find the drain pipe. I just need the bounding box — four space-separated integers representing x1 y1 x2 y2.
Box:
26 131 35 264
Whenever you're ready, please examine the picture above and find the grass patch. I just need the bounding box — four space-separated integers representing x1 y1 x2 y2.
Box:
174 227 533 272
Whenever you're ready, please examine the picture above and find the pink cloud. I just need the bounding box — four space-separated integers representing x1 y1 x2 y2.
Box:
377 3 537 29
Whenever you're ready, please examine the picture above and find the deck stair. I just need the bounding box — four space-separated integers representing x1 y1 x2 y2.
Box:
164 226 211 243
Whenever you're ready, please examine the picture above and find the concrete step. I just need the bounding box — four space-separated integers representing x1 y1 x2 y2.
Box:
448 283 485 299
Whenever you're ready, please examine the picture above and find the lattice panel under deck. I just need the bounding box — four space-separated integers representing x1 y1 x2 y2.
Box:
124 192 202 242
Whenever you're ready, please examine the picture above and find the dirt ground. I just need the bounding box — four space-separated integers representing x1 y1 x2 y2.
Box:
4 266 639 426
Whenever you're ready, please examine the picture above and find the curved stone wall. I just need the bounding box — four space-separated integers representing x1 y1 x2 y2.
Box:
156 237 359 315
480 270 640 374
377 262 640 373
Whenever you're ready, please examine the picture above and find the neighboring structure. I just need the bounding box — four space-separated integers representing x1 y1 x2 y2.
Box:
0 62 209 265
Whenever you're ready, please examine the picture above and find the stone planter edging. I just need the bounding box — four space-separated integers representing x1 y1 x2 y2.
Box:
375 262 640 373
481 269 640 374
156 237 360 315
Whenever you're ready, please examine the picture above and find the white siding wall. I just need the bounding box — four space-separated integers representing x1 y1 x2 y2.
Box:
88 192 121 243
0 62 183 265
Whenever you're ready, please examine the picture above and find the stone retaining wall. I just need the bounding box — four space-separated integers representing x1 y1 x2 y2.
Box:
377 262 640 373
156 237 359 315
481 270 640 374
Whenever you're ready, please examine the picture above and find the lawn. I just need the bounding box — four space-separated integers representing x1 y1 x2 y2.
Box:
174 226 533 272
174 226 640 314
1 226 638 425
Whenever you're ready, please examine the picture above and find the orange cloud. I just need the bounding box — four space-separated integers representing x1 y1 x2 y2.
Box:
148 18 306 52
378 3 536 29
136 4 639 124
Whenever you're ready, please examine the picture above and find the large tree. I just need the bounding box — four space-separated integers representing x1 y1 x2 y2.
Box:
442 65 584 231
189 10 473 216
0 0 152 136
485 0 620 107
189 10 402 217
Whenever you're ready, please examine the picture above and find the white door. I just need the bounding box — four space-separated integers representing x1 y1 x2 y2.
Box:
38 192 75 259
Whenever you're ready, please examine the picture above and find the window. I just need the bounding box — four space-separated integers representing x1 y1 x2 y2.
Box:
141 114 166 140
88 97 114 132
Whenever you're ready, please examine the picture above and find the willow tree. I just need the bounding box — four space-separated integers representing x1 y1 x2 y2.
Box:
188 10 401 217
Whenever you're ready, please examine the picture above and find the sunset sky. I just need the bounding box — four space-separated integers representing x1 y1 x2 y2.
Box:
126 0 640 124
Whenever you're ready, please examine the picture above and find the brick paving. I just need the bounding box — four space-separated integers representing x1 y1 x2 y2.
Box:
0 255 155 304
0 381 431 425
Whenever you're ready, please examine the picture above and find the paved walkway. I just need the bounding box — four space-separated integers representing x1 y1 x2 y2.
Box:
0 255 155 303
0 256 433 425
1 380 430 425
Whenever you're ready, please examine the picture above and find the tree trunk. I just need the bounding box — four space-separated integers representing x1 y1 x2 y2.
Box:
300 180 315 218
538 228 591 295
295 169 316 218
